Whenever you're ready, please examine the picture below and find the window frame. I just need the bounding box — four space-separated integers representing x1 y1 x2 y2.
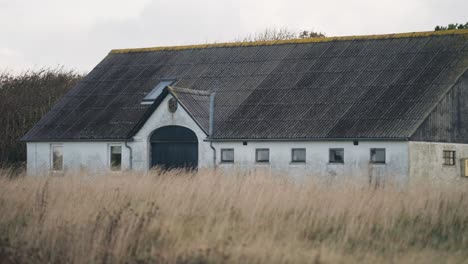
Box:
255 148 270 163
329 148 344 164
141 80 175 103
109 144 123 171
50 144 64 172
291 148 306 163
220 148 235 163
370 148 386 164
443 150 456 166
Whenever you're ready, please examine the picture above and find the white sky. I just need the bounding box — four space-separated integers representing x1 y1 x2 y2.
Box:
0 0 466 73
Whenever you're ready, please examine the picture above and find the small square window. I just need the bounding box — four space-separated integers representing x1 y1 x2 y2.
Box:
256 149 269 163
370 148 386 164
329 148 344 163
51 145 63 171
443 150 456 166
291 148 306 163
110 146 122 171
221 149 234 163
142 80 174 103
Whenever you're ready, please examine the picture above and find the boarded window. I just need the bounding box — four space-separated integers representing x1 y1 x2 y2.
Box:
370 148 386 164
52 145 63 171
221 149 234 163
443 150 456 166
329 148 344 163
110 146 122 171
142 80 174 103
291 148 306 163
256 148 270 163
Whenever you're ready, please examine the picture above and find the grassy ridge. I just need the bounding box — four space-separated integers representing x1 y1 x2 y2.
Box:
1 169 468 263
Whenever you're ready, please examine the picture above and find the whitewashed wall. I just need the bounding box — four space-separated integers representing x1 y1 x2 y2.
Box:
408 141 468 184
25 94 411 184
26 141 129 175
213 141 409 184
27 95 409 182
129 94 212 170
25 94 210 174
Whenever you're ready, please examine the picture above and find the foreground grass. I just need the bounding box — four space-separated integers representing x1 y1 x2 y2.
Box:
1 169 468 263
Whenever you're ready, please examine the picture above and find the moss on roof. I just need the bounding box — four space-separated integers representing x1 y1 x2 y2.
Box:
24 30 468 141
110 29 468 54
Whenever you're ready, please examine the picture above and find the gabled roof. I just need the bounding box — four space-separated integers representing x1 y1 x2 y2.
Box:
22 29 468 141
167 86 211 134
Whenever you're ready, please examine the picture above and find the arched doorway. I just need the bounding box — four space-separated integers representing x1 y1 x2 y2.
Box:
150 126 198 170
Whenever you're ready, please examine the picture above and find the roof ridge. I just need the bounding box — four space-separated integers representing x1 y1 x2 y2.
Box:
167 86 212 96
110 29 468 54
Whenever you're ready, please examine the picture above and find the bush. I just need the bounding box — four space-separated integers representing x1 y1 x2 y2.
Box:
0 68 83 166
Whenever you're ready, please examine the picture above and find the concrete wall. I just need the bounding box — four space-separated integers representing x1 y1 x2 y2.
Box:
26 141 130 175
408 141 468 184
213 140 409 184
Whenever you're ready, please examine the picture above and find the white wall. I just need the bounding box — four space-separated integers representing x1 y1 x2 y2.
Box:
26 141 129 175
26 94 410 184
213 140 409 184
25 94 211 174
409 141 468 184
26 142 50 175
129 94 212 170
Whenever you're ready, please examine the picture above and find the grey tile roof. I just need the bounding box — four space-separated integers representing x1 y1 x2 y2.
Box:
22 30 468 141
168 86 211 134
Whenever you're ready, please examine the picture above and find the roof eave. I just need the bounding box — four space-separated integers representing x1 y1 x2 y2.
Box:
125 87 210 139
21 138 134 143
205 137 410 142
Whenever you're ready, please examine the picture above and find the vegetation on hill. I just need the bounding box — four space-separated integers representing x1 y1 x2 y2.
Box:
1 169 468 264
237 28 326 42
435 22 468 31
0 69 83 166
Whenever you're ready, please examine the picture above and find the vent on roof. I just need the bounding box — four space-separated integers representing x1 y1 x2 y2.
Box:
141 80 175 104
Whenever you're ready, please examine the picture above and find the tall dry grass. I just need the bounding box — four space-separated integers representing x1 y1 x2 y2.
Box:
0 169 468 264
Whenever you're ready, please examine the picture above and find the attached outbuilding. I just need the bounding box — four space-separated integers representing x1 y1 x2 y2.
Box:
22 29 468 184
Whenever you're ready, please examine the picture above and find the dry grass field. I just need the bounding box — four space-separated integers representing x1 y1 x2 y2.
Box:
1 169 468 264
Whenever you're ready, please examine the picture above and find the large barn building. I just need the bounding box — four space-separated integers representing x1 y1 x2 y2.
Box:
22 29 468 184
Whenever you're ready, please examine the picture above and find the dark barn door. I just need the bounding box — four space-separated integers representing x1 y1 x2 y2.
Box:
150 126 198 170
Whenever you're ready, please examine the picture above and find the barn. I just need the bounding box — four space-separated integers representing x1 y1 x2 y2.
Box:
22 29 468 184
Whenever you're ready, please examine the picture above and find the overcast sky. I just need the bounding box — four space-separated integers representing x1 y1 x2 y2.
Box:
0 0 466 73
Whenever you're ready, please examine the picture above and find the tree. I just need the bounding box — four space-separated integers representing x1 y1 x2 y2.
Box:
298 30 326 39
0 68 83 167
238 28 326 42
435 22 468 31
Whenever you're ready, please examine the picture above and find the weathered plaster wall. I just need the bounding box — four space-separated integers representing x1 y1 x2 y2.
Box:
130 95 212 170
408 141 468 184
26 141 129 175
213 141 409 184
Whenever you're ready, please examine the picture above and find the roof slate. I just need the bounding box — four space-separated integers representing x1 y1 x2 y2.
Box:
22 30 468 141
168 86 211 134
